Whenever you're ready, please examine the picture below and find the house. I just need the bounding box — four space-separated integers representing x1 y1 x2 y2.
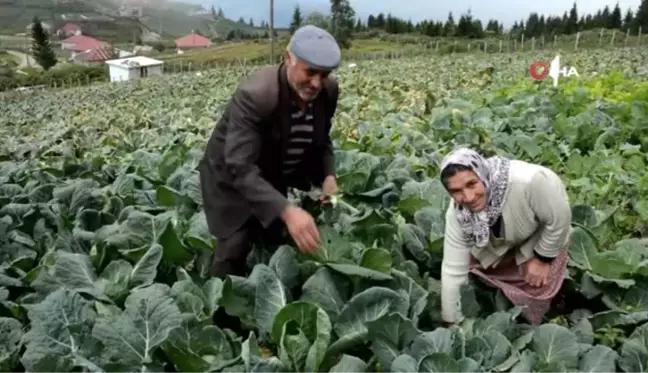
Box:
105 56 164 83
58 23 82 37
175 32 212 51
117 49 136 58
70 45 116 66
61 35 108 55
134 45 154 54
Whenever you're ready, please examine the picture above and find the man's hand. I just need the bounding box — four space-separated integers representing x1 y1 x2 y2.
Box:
524 258 550 287
320 175 338 203
281 205 320 254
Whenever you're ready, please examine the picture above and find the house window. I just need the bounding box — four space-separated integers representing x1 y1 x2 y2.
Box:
140 66 148 77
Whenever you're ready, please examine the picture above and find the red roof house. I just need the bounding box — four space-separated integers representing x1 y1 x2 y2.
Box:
61 35 107 52
58 23 82 37
175 32 212 49
71 45 116 65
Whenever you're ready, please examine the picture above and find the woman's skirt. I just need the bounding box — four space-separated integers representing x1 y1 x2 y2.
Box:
469 248 569 325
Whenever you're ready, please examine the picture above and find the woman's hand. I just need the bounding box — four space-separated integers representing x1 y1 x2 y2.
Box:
524 258 550 287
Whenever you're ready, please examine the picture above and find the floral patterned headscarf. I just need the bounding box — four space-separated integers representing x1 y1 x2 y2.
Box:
440 148 511 248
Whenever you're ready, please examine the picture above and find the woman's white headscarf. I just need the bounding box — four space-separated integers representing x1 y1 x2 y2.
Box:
440 148 511 248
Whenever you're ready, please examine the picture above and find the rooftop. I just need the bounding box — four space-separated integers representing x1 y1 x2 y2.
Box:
175 32 212 48
105 56 164 68
73 45 116 63
61 35 108 51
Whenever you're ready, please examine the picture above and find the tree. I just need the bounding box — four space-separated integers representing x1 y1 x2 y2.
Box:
366 14 376 28
635 0 648 32
455 9 483 38
485 19 501 34
323 1 640 41
30 17 56 71
290 5 303 34
217 7 224 18
565 2 579 34
443 12 455 36
623 8 634 31
329 0 355 49
303 11 331 31
375 13 385 28
355 18 363 31
610 2 622 29
210 5 217 19
249 18 254 27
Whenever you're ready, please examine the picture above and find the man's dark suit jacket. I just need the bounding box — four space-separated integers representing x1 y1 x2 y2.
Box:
199 62 339 240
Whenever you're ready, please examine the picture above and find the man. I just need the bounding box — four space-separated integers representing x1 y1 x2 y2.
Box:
199 25 341 278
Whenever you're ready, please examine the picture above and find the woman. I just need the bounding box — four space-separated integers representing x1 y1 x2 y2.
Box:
439 148 572 325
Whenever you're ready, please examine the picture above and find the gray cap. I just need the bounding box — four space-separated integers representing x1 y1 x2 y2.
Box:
288 25 341 70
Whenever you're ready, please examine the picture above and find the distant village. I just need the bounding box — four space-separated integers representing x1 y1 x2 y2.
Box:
30 15 212 66
1 0 269 90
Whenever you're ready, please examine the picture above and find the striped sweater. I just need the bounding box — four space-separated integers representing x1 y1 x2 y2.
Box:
282 100 315 183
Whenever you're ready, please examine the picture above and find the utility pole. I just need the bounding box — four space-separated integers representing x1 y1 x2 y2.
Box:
25 31 31 68
269 0 274 64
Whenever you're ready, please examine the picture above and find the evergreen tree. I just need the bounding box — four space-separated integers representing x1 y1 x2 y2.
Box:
623 8 634 31
366 14 375 28
455 9 484 38
296 2 644 43
601 6 611 28
290 5 303 34
329 0 355 48
217 7 224 18
375 13 385 29
525 12 540 36
249 18 254 27
443 12 455 36
565 2 579 34
635 0 648 32
485 19 501 34
610 3 622 29
30 17 56 71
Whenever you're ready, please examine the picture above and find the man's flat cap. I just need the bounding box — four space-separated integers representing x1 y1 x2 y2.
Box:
288 25 341 70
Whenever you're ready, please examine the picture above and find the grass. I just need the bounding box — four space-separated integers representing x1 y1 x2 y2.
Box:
0 51 19 68
157 38 425 66
157 29 646 68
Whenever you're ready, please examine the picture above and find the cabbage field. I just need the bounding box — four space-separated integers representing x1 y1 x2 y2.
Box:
2 48 648 372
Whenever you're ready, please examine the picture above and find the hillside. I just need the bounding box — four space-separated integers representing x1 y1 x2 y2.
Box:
0 0 267 41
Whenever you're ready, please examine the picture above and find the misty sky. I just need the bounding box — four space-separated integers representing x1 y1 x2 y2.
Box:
189 0 641 28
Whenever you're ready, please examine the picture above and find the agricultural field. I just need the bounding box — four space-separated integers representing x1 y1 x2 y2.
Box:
2 48 648 372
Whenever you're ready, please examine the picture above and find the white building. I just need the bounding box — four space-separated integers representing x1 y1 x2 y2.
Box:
105 56 164 83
